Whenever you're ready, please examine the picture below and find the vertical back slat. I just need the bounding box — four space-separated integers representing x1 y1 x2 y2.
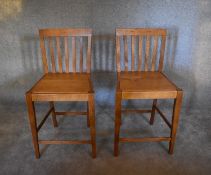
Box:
39 29 92 73
145 35 150 71
72 36 76 72
87 36 92 73
40 36 48 73
131 36 135 71
56 37 62 73
123 36 128 71
116 28 166 72
158 35 166 71
80 37 83 72
151 36 158 71
64 37 69 73
138 36 143 71
116 36 121 72
48 37 56 73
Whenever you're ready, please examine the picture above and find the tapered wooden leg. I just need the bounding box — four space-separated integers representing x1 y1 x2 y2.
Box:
49 102 58 127
114 92 122 156
87 102 90 127
169 91 183 154
88 94 96 158
150 99 157 125
26 93 40 159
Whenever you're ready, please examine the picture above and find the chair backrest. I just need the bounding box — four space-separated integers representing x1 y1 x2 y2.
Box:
39 28 92 73
116 28 167 72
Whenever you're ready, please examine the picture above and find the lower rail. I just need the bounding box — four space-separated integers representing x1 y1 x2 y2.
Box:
122 109 152 113
55 111 87 116
38 140 91 145
119 137 171 143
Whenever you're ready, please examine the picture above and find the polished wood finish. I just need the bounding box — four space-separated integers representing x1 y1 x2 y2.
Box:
114 28 183 156
116 28 167 72
26 93 40 158
64 37 69 73
32 93 89 101
26 28 96 159
80 37 83 72
72 36 76 72
31 73 91 94
159 35 167 71
131 36 135 71
124 36 128 71
40 36 48 73
151 36 158 71
116 28 167 36
138 36 143 71
49 38 56 73
56 37 62 73
39 28 92 73
116 36 121 72
87 36 92 73
169 90 183 154
119 71 177 92
145 35 150 71
39 28 92 37
114 92 122 156
88 94 96 158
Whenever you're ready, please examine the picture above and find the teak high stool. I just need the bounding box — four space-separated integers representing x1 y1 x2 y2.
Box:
26 28 96 158
114 28 183 156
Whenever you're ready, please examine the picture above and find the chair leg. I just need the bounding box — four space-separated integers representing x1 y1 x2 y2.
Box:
114 92 122 157
26 93 40 159
149 99 157 125
169 91 183 154
88 94 96 158
87 102 90 127
49 102 58 127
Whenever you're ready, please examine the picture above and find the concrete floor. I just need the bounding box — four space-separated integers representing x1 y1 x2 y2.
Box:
0 103 210 175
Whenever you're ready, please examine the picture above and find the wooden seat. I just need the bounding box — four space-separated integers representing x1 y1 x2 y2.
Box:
26 28 96 159
114 28 183 156
32 73 92 93
119 71 177 99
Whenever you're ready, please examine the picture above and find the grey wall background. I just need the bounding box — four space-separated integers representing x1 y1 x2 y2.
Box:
0 0 210 110
1 1 211 174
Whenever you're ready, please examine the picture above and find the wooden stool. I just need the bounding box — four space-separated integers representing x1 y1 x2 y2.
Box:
114 28 183 156
26 28 96 158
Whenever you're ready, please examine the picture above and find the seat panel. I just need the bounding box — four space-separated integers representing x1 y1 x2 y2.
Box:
119 71 177 92
31 73 92 94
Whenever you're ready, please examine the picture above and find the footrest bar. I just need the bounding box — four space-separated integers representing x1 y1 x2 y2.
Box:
38 140 91 145
55 111 87 116
119 137 171 143
122 109 152 113
37 107 53 131
155 106 172 129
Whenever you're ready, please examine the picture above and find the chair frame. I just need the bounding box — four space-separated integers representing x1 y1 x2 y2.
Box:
114 28 183 156
26 28 96 159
